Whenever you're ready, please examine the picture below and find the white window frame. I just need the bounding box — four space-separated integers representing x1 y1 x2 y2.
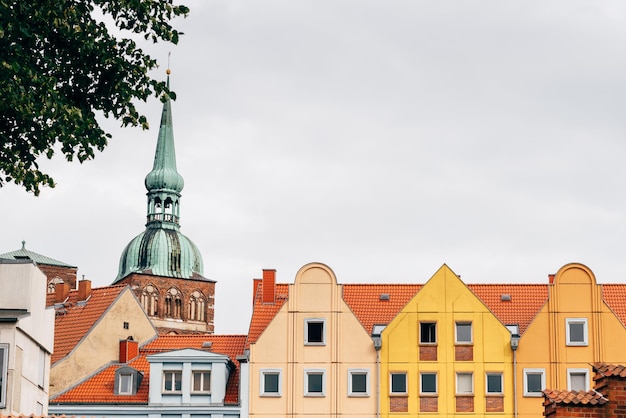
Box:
566 318 588 346
486 372 504 395
390 371 408 395
348 369 369 397
260 369 282 397
118 372 134 395
420 322 437 344
0 344 8 408
304 369 326 397
304 318 326 345
420 372 438 395
455 322 473 344
567 368 589 392
191 370 211 394
162 370 182 393
523 368 546 397
456 372 474 395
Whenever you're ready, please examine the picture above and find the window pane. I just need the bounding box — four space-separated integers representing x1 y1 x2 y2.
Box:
487 373 502 393
569 323 585 343
307 322 324 343
391 373 407 393
570 373 586 391
120 374 132 394
420 323 436 343
457 373 473 393
193 372 202 391
308 373 323 393
174 372 182 391
527 373 542 393
456 323 472 343
264 373 279 393
351 373 367 393
421 373 437 393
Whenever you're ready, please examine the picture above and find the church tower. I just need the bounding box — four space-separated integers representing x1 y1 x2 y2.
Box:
114 72 215 334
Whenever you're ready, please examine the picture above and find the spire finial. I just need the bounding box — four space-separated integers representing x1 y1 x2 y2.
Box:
166 52 171 88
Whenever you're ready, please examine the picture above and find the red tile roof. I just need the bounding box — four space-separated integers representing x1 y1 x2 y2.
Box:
51 334 246 405
601 285 626 327
543 389 608 406
245 280 288 349
593 362 626 379
52 285 127 364
343 284 422 334
468 284 548 334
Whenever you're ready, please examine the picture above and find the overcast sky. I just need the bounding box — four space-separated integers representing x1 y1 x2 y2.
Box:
4 1 626 334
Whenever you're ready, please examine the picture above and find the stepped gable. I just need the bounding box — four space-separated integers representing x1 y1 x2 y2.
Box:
468 284 548 334
52 285 127 364
342 284 422 334
51 334 246 405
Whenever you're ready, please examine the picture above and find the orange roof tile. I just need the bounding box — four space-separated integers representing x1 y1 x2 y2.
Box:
51 334 246 405
245 281 288 349
543 389 608 406
468 284 548 334
343 284 422 334
593 362 626 379
601 285 626 327
52 285 127 364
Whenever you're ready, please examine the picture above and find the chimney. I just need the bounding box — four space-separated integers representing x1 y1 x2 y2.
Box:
262 269 276 304
548 274 555 284
119 337 138 363
78 279 92 301
55 282 70 303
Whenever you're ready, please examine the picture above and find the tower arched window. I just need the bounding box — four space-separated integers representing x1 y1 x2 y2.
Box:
47 277 64 293
188 290 206 322
141 284 159 316
165 287 182 319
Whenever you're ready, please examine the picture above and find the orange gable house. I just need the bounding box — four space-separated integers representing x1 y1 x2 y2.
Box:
49 282 157 398
246 263 420 418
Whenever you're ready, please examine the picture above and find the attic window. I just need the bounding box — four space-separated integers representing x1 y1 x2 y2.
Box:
114 366 143 396
500 294 511 301
379 294 390 301
14 256 30 260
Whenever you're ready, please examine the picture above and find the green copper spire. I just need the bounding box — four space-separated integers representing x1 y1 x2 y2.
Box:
115 71 205 282
144 72 185 230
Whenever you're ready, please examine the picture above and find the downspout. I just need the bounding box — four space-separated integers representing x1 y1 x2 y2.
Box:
373 334 382 418
511 333 520 418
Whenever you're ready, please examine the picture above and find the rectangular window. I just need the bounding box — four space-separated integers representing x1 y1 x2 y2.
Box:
420 322 437 344
305 369 325 396
486 372 503 394
420 372 437 394
568 369 589 391
566 318 588 346
260 369 281 396
456 372 473 395
455 322 473 344
305 318 325 345
163 370 182 393
523 368 545 397
119 373 133 395
390 372 408 395
37 349 46 388
192 371 211 393
0 344 7 408
348 369 369 396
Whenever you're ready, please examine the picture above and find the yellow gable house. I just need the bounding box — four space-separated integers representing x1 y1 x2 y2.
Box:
380 264 514 417
516 263 626 418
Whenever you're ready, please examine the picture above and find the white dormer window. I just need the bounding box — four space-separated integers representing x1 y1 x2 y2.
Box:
114 366 143 396
192 371 211 393
163 370 182 393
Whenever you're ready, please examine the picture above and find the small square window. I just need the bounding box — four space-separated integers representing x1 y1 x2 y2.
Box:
420 372 437 394
486 373 503 394
390 372 407 395
456 372 473 395
523 368 545 397
163 370 182 393
455 322 472 344
568 369 589 391
420 322 437 344
348 369 369 396
305 319 325 345
192 371 211 393
305 369 325 396
260 369 281 396
566 318 588 346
